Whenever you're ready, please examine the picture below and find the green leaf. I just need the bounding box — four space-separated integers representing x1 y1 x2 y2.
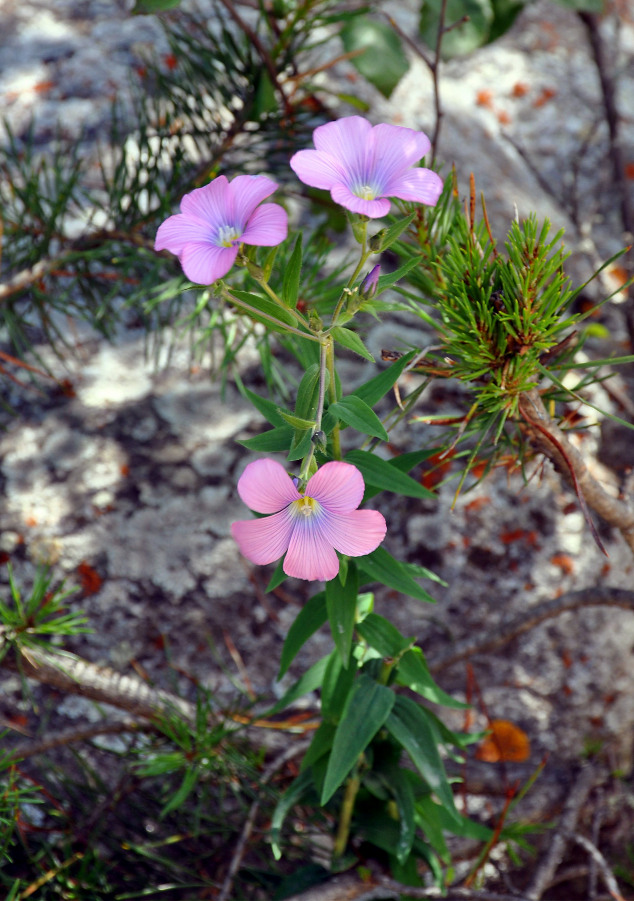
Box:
266 557 287 593
386 695 459 822
420 0 493 57
387 767 417 863
241 387 287 427
278 411 317 430
396 649 468 709
355 613 412 658
345 449 436 499
240 425 293 452
282 234 303 308
266 656 329 716
271 769 315 859
252 70 277 119
321 649 358 721
326 564 359 667
301 721 337 770
340 18 409 98
133 0 181 10
359 547 437 603
373 212 417 253
278 591 327 679
331 326 375 361
329 395 389 441
352 351 415 407
230 289 299 334
321 674 395 804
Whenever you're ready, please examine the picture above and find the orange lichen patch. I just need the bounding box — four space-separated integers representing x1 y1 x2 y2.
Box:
497 109 511 126
511 81 529 98
475 720 531 763
463 496 491 513
120 463 130 477
24 515 38 528
0 551 9 565
561 649 573 669
550 553 574 575
605 264 630 293
420 450 454 490
77 562 103 595
533 87 557 108
164 53 178 70
500 528 539 548
475 89 494 108
624 162 634 180
601 562 611 578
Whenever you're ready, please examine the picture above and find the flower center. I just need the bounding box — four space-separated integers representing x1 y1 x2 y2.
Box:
293 496 317 518
217 224 241 247
352 182 379 201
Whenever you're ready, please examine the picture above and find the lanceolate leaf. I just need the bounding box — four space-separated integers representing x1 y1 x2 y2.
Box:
396 648 468 709
321 674 395 804
355 612 412 658
278 591 327 679
330 395 389 441
326 563 359 667
359 547 437 603
240 425 293 452
386 695 459 823
352 351 415 407
270 769 315 859
282 233 303 308
331 326 375 361
340 17 409 98
345 448 436 499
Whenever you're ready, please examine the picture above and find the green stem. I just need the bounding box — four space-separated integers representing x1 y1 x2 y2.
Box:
224 291 321 343
298 338 329 483
255 277 310 329
326 337 342 460
333 770 361 859
329 221 372 328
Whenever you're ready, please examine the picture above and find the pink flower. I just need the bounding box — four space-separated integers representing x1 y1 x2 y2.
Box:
289 116 443 218
155 175 288 284
231 458 387 582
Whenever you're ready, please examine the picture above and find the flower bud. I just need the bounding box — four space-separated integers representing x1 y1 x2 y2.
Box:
359 264 381 299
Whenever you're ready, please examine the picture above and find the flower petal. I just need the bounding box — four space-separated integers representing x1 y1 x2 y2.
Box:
312 116 372 180
180 176 229 225
237 458 300 513
155 213 213 255
241 203 288 246
284 514 340 581
371 124 431 176
384 168 444 206
320 509 387 557
330 184 391 218
289 148 346 191
230 175 279 228
231 508 294 565
306 461 365 513
180 242 237 284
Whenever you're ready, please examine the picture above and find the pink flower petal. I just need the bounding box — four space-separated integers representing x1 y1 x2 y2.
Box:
180 177 229 224
330 184 391 218
230 175 279 227
289 148 346 191
384 168 444 206
284 515 341 581
372 124 431 173
241 203 288 246
180 242 237 284
306 461 365 513
155 214 212 255
312 117 372 179
231 508 294 565
237 458 300 513
320 509 387 557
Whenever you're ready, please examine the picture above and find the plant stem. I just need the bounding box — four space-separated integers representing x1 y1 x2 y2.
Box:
332 770 361 859
224 290 321 343
326 337 342 459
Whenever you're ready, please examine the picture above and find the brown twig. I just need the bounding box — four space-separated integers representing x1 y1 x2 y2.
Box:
518 388 634 555
429 586 634 673
525 765 599 900
217 738 311 901
571 832 627 901
5 720 144 762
